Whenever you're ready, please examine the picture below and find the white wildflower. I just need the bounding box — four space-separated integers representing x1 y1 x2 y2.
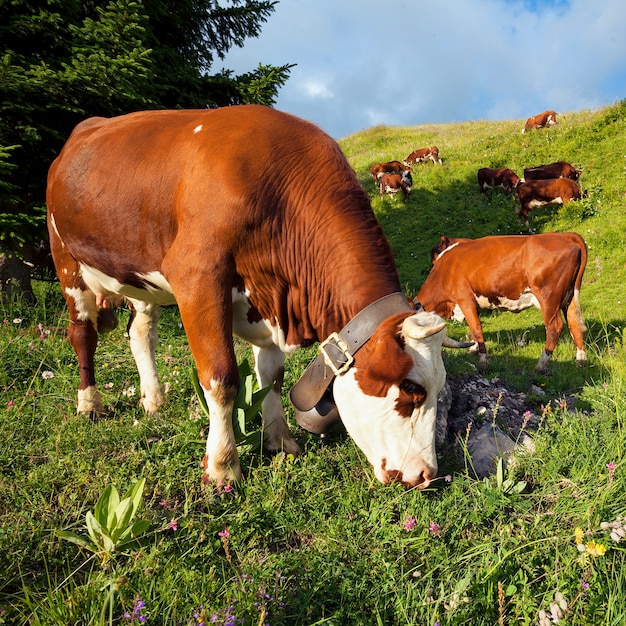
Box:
41 370 55 380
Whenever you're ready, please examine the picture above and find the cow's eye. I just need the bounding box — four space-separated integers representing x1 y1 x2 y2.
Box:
400 379 420 395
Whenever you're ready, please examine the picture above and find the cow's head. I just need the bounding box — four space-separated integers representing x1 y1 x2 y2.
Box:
331 310 447 488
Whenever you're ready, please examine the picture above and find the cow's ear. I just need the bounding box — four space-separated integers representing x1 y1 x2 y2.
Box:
355 317 414 397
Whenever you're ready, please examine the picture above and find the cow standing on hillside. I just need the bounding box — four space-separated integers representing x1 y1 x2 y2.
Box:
477 167 523 193
46 105 464 489
379 171 412 199
417 233 588 371
523 161 581 181
369 160 412 181
522 110 558 133
515 178 583 224
405 146 442 166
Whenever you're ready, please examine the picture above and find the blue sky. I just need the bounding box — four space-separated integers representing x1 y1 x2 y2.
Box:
216 0 626 139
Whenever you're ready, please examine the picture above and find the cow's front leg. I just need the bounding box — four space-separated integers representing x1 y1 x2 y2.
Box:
459 303 488 369
126 300 164 414
252 344 301 456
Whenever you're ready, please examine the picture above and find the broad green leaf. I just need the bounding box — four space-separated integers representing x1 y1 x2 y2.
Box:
56 530 94 551
191 367 211 419
110 497 134 542
123 478 146 517
86 510 104 545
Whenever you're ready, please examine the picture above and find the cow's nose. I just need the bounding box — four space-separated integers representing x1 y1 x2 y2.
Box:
380 460 436 488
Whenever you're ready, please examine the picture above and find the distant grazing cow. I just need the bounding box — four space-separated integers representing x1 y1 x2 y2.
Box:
523 161 581 181
405 146 442 166
417 233 588 371
516 178 583 224
477 167 523 193
370 160 412 181
47 105 467 489
379 171 412 199
522 110 558 133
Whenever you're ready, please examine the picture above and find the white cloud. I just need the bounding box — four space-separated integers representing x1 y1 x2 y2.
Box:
215 0 626 138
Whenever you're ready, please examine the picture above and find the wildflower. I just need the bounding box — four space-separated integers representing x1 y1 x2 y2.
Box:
429 521 442 537
218 528 230 539
585 540 607 557
13 318 22 324
444 474 452 483
403 515 417 531
122 386 136 397
7 400 15 408
607 461 616 482
168 518 178 531
103 382 114 389
223 484 234 493
574 526 585 545
41 370 54 380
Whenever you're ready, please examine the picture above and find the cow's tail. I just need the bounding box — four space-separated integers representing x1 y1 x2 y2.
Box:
566 236 588 334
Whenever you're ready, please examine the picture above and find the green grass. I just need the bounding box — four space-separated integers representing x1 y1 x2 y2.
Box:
1 100 625 625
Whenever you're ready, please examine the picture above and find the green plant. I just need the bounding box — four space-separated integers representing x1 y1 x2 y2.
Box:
191 358 272 455
56 478 150 566
483 456 527 495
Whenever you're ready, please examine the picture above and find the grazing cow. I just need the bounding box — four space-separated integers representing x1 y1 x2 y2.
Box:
477 167 523 193
515 178 582 224
370 160 412 181
523 161 581 181
417 233 588 371
47 105 464 489
405 146 442 166
522 110 558 133
379 171 412 199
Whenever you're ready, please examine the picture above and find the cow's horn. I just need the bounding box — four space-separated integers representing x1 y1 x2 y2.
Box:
442 336 475 349
402 313 446 339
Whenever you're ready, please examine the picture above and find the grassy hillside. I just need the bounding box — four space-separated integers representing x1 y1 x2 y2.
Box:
340 101 626 385
1 101 625 625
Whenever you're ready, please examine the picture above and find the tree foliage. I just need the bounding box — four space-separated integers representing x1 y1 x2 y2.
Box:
0 0 292 257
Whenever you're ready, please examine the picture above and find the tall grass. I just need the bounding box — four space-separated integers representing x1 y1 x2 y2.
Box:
1 101 625 624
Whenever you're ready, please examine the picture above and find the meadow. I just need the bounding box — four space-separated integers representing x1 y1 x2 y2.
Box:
1 100 625 625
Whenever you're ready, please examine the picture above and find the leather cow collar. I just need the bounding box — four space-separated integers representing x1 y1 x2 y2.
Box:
289 292 414 433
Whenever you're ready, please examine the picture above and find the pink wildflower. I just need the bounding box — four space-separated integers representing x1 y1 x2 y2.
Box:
7 400 15 408
403 516 417 531
168 518 178 531
218 528 230 539
607 461 616 482
429 521 442 537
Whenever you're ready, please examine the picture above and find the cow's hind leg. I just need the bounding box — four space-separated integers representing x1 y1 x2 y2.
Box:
564 290 587 366
50 245 104 414
252 344 301 456
126 299 165 414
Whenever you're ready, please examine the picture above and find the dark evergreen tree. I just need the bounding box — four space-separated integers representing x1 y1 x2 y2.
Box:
0 0 292 260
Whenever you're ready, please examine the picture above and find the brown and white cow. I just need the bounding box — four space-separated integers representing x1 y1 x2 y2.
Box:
47 105 459 489
522 110 558 134
477 167 523 193
523 161 581 181
370 160 412 180
405 146 442 166
379 171 412 199
515 178 583 224
417 233 587 371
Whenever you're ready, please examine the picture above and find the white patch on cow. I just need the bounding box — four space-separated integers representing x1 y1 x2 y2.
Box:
65 286 98 323
436 241 460 261
528 196 563 210
452 304 465 322
474 289 540 313
333 312 446 486
126 299 164 414
231 287 300 353
77 385 104 414
79 263 176 306
49 213 65 248
193 124 203 133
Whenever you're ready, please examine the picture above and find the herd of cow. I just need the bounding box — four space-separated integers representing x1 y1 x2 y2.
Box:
45 105 589 489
